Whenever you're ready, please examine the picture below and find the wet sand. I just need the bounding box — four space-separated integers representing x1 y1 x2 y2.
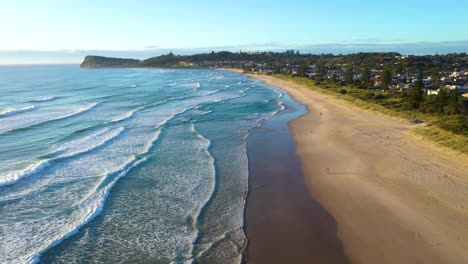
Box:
247 73 468 264
245 99 350 264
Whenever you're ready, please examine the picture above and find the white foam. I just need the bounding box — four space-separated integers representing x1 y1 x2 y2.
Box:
0 127 125 187
277 101 286 111
52 127 125 159
47 103 98 123
0 160 50 187
186 123 216 261
110 107 144 122
0 105 38 117
180 82 201 91
1 129 156 263
29 157 147 264
0 103 98 134
26 122 167 262
0 75 257 263
29 97 56 102
271 88 284 98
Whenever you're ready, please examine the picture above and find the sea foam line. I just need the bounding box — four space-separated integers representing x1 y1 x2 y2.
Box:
32 105 204 263
50 103 98 122
187 123 217 261
29 97 56 102
30 157 148 264
110 106 144 123
0 103 98 134
11 89 248 263
270 88 284 98
0 106 38 117
0 127 125 188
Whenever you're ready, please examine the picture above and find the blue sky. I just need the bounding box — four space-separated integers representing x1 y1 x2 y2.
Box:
1 0 467 64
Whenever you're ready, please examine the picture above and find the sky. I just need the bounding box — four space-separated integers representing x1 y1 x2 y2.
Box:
1 0 467 64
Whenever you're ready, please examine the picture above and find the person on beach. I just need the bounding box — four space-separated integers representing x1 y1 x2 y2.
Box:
324 168 330 174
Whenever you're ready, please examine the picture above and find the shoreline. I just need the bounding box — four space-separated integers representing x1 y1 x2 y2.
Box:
245 73 468 263
244 86 350 263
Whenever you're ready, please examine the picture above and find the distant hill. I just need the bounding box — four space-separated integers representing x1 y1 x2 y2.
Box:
80 56 140 68
80 51 277 68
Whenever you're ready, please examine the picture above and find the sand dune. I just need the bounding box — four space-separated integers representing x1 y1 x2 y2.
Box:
248 74 468 264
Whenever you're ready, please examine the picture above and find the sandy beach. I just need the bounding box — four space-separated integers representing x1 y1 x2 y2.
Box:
247 73 468 264
244 93 350 264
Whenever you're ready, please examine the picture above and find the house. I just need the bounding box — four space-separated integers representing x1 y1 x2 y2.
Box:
306 72 316 78
396 83 407 90
427 89 439 95
445 85 460 90
450 71 462 78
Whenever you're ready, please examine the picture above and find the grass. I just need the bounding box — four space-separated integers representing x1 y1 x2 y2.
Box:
271 74 468 155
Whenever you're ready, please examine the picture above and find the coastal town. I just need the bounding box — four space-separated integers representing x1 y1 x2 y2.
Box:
188 51 468 96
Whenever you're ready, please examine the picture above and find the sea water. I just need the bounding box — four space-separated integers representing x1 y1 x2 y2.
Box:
0 65 297 263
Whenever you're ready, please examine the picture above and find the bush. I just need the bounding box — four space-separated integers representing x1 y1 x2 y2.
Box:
315 81 321 85
340 89 347 94
401 102 412 110
375 94 385 99
365 92 375 99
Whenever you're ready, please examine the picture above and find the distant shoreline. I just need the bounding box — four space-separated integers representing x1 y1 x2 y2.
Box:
243 72 468 263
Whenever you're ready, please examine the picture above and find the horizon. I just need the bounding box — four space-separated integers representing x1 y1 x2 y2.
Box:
1 0 467 64
2 46 468 66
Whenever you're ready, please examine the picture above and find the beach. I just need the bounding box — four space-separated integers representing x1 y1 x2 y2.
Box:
244 90 350 263
246 73 468 264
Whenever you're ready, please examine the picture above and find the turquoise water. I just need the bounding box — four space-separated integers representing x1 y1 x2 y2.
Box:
0 65 295 263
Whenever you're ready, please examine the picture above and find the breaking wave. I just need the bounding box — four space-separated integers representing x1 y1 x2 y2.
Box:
0 106 38 117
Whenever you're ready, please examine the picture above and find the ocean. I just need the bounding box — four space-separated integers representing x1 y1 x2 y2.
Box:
0 65 303 263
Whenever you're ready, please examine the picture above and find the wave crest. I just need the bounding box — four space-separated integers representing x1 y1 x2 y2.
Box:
0 106 38 117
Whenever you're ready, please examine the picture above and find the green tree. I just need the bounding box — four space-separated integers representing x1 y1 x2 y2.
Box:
394 64 404 75
447 88 460 114
430 68 441 87
316 64 326 81
409 74 424 109
345 65 354 85
361 66 371 89
331 73 338 83
381 66 392 91
274 65 281 74
435 87 449 112
298 63 307 77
